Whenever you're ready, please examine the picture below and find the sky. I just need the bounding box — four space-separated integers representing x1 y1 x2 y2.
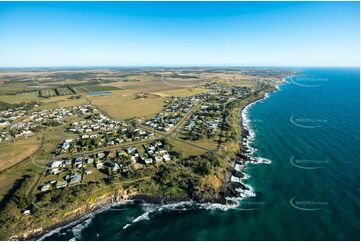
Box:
0 1 359 67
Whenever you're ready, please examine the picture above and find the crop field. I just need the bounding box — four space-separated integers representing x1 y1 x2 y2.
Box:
37 95 88 110
72 85 120 94
55 87 74 96
39 89 57 98
108 80 183 91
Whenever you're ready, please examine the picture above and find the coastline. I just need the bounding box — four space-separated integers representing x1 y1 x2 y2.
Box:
222 81 284 200
18 81 284 241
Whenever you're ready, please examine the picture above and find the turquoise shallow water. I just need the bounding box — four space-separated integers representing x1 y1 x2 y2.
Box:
43 68 360 241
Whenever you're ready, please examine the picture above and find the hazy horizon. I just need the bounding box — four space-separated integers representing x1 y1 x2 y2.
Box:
0 1 359 67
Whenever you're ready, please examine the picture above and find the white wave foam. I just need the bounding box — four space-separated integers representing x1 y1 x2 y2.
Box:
70 218 92 240
241 172 251 180
237 88 279 202
236 183 256 198
132 211 150 223
199 202 237 211
122 224 131 230
123 201 194 230
253 157 272 164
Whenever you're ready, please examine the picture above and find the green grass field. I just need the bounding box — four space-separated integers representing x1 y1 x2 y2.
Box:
0 81 33 95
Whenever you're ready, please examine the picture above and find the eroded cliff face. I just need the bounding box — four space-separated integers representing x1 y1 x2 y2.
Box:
10 188 137 241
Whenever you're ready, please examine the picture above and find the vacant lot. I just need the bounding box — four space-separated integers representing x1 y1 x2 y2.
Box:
187 138 219 151
88 89 167 120
0 135 42 172
151 87 207 97
168 138 207 158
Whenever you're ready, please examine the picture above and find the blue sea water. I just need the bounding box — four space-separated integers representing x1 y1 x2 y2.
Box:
43 68 360 241
87 91 111 96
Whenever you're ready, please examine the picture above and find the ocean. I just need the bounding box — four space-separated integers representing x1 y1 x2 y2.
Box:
42 68 360 241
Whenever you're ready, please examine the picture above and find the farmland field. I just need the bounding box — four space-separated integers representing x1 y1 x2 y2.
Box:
37 95 88 110
0 81 33 95
72 85 120 94
0 92 41 103
55 87 74 96
39 89 57 97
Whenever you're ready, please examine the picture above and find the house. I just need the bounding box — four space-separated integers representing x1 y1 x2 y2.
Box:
50 168 60 175
118 150 127 157
40 184 50 192
144 158 153 164
154 156 163 162
96 162 104 169
23 210 31 215
87 158 94 164
50 160 63 169
159 149 168 155
130 156 137 163
56 181 67 189
68 173 82 184
97 152 105 159
163 154 171 162
74 157 83 165
62 140 72 150
147 145 155 152
108 150 116 158
111 162 120 172
64 159 72 166
127 147 137 154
